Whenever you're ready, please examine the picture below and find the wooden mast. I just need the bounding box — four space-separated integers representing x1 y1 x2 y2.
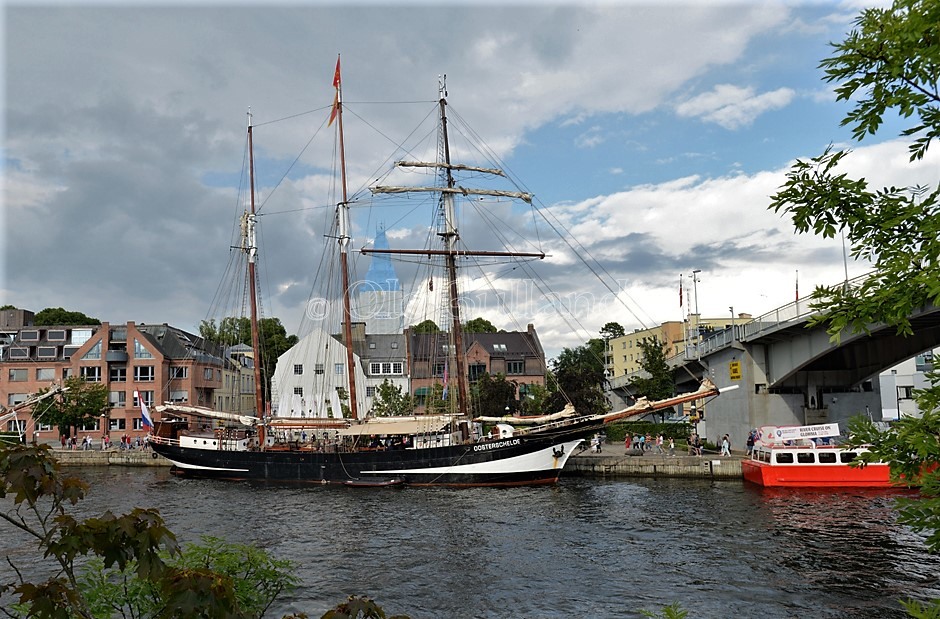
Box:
246 110 266 446
437 81 470 419
334 55 359 420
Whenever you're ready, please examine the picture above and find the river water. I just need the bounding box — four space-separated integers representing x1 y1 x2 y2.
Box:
4 467 940 619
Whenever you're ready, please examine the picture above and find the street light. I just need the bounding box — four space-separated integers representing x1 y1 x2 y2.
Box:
691 269 701 358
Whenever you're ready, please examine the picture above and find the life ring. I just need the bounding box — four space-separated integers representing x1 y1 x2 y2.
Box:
151 452 158 459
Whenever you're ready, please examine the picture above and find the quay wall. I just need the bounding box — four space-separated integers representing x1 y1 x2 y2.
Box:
46 446 746 480
565 451 743 480
51 449 171 467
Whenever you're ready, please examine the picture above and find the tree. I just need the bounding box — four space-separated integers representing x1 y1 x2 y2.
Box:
34 307 101 326
546 338 607 416
471 373 518 417
599 322 625 340
370 379 414 417
0 443 407 618
37 377 109 438
200 316 299 406
519 383 552 416
409 319 440 334
627 337 675 420
462 317 498 333
769 0 940 563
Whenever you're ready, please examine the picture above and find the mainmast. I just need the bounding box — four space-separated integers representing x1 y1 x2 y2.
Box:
246 110 266 445
333 55 360 421
436 80 470 419
365 78 546 424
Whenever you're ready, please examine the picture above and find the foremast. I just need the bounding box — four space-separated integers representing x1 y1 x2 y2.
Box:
333 55 360 421
246 111 266 445
366 76 545 426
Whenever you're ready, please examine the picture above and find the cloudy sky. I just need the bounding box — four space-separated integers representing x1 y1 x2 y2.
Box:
4 1 937 359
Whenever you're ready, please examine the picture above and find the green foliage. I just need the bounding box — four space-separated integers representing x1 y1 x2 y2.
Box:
409 319 440 334
599 322 625 340
901 597 940 619
627 337 675 406
422 382 448 415
519 383 552 416
462 317 497 333
771 4 940 615
34 307 101 326
546 338 607 416
320 596 409 619
36 377 109 437
819 0 940 161
370 379 414 417
471 373 518 417
640 602 688 619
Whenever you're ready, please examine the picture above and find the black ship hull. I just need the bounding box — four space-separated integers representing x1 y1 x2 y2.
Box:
150 427 596 487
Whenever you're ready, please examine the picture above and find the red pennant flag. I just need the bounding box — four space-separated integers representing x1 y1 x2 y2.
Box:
328 56 341 126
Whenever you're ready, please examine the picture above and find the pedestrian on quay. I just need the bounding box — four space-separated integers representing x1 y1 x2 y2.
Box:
720 434 731 457
60 435 66 450
668 437 675 456
624 434 632 453
746 430 755 456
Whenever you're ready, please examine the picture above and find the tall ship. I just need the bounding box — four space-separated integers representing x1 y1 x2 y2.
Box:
149 61 728 486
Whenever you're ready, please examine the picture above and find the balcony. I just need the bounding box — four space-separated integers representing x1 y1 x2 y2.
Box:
106 350 129 362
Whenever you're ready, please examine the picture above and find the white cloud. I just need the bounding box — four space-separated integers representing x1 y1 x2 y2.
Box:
676 84 796 129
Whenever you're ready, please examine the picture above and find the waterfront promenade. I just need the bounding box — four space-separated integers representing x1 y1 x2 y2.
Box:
46 442 745 479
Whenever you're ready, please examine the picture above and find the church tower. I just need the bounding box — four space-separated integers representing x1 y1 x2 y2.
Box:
356 224 404 334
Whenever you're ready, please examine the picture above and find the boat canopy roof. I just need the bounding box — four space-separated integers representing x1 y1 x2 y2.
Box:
154 404 259 427
338 415 455 436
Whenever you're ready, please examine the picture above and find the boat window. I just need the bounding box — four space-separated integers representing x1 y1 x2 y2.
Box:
840 452 858 463
775 453 794 464
818 452 837 464
797 452 815 464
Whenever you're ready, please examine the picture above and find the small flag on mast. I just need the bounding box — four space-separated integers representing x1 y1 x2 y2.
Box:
134 390 154 429
328 56 341 127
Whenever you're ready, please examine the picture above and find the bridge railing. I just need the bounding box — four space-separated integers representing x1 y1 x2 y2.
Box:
672 272 870 364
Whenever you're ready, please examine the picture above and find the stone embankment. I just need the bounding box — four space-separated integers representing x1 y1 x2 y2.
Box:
566 446 743 480
51 448 171 467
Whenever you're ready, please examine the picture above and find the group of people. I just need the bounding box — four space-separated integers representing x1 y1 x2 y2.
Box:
58 434 149 451
623 433 675 456
687 432 734 456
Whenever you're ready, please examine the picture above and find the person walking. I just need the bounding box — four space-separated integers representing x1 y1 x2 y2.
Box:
720 434 731 457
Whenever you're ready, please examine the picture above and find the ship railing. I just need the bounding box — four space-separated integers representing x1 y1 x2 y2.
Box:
148 435 180 447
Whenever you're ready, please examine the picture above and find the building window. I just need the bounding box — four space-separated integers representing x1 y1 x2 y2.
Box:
315 364 325 375
433 363 445 377
71 329 92 346
506 360 524 375
393 362 403 374
8 369 27 382
46 329 66 341
294 364 303 375
9 347 29 359
80 366 102 382
19 330 39 342
369 342 376 349
133 391 154 406
36 368 55 381
82 341 102 360
468 363 486 381
169 390 188 403
132 418 146 430
110 366 127 382
7 394 29 406
170 366 188 379
294 387 303 396
334 363 344 375
492 343 507 352
110 418 127 431
366 386 376 397
134 366 155 382
204 368 213 380
134 339 153 359
390 342 398 349
109 391 126 408
37 346 57 359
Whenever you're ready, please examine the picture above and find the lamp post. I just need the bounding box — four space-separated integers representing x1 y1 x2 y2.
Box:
691 269 701 358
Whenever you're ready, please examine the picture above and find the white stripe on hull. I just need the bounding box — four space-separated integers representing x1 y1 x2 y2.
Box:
166 458 250 473
361 438 583 476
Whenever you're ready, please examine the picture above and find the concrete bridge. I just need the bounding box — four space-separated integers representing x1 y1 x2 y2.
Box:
607 273 940 444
